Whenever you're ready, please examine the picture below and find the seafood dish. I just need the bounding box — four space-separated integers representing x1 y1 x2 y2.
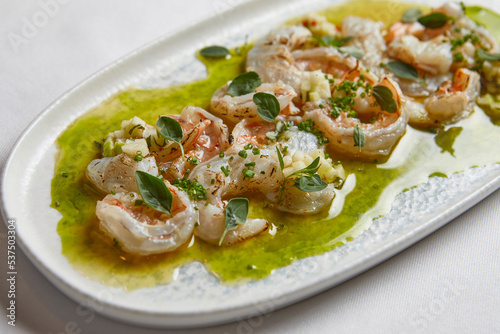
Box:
52 1 500 287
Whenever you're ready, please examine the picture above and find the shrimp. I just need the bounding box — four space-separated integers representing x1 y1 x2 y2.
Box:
388 35 453 75
292 47 357 76
189 120 339 245
246 25 312 94
87 153 159 194
156 107 230 180
424 68 480 124
341 16 387 74
96 181 197 255
304 70 408 158
210 81 298 124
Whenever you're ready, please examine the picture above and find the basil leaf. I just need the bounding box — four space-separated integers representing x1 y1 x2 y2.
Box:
200 45 230 58
276 146 285 171
156 116 185 159
227 71 262 96
339 46 364 59
135 171 173 216
219 197 249 246
253 92 280 122
294 174 328 192
353 124 366 151
477 48 500 61
372 86 398 113
314 36 353 48
402 8 422 23
156 116 183 142
418 13 449 29
330 36 353 47
313 36 333 46
387 60 419 80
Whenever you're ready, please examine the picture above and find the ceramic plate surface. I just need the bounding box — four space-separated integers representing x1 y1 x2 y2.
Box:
2 0 500 328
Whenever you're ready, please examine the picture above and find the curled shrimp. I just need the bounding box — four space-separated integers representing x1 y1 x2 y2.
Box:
406 68 480 126
426 68 480 124
341 16 386 74
304 70 408 158
292 47 357 76
188 120 338 245
96 181 197 255
87 153 159 194
211 81 298 124
156 107 230 180
388 35 453 75
246 25 312 94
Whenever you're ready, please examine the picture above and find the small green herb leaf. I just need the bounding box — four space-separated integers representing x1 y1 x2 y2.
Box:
253 92 280 122
330 36 354 47
339 46 364 59
227 71 262 96
276 146 285 171
477 48 500 61
291 156 321 177
314 36 353 48
372 86 398 113
313 35 333 46
157 116 183 142
219 198 249 246
418 13 449 29
156 116 185 159
135 171 173 216
387 60 419 80
294 174 328 192
353 124 366 151
200 45 230 58
402 8 422 23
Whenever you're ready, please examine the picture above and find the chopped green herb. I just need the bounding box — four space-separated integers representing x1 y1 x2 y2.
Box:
238 150 248 158
187 156 199 166
221 166 230 177
134 150 143 161
219 152 225 158
243 169 255 178
173 177 207 200
252 147 260 155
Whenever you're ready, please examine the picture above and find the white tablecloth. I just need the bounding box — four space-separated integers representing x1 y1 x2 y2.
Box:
1 1 499 333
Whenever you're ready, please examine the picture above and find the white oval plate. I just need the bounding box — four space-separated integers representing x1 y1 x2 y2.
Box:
2 0 500 329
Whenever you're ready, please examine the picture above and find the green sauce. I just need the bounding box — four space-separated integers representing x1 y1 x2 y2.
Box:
51 0 500 289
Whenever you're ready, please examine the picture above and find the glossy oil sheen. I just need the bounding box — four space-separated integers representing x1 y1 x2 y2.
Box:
51 0 500 289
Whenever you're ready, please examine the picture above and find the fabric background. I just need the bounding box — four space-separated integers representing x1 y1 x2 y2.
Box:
0 0 499 333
